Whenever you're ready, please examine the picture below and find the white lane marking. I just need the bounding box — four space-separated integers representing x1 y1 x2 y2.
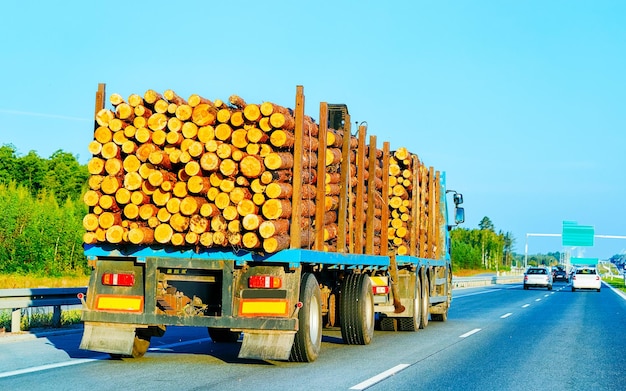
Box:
535 298 541 302
349 364 410 390
459 328 481 338
0 337 213 379
500 313 513 319
454 289 501 298
0 357 103 379
522 304 530 308
544 294 550 297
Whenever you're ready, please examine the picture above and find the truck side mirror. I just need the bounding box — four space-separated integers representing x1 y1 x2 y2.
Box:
453 193 463 205
455 207 465 225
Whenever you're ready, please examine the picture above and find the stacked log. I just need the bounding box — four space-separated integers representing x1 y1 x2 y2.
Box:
84 85 444 257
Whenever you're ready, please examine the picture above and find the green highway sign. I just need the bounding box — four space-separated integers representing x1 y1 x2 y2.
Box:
562 221 594 247
570 257 599 265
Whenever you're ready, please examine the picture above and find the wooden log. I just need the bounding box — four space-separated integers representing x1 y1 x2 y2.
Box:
101 142 120 160
242 232 261 249
139 204 158 220
95 109 114 127
83 213 100 231
242 214 263 231
215 123 232 141
246 127 268 143
264 152 294 170
261 199 292 220
239 155 264 178
199 232 214 247
259 219 290 239
269 129 295 148
185 231 199 245
236 199 258 217
243 104 261 122
147 113 168 131
154 223 173 244
187 175 211 194
175 105 193 121
231 128 249 149
197 125 215 143
105 225 125 244
230 111 244 127
180 196 207 216
98 211 121 229
265 182 292 199
200 152 220 172
229 187 252 204
188 94 213 107
166 197 181 214
170 213 190 232
101 175 122 195
128 227 154 245
94 126 112 144
83 190 100 207
219 158 239 177
192 104 217 126
152 188 171 207
269 112 295 130
189 214 209 234
200 203 220 218
262 234 291 253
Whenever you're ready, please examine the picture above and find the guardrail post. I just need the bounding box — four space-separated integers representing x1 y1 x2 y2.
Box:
52 305 62 327
11 308 21 332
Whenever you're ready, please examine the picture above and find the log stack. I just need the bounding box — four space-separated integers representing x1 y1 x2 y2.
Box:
83 85 444 258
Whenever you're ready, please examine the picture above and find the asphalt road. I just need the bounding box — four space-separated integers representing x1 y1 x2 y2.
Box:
1 281 625 391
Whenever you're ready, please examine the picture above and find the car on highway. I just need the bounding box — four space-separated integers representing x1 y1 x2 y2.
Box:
571 266 601 292
523 266 553 290
552 266 568 282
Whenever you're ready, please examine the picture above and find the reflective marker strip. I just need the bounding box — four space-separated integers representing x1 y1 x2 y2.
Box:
95 295 143 312
369 276 388 286
239 299 288 316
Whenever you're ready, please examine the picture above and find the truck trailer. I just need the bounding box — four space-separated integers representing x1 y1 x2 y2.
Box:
79 84 465 362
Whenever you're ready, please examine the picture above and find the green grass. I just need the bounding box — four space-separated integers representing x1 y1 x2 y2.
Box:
604 276 626 293
1 308 83 332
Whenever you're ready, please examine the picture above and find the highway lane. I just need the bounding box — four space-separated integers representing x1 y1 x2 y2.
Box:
1 282 624 390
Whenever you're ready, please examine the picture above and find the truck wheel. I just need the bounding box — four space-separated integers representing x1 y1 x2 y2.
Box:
340 273 374 345
419 275 429 329
290 273 322 362
398 276 421 331
208 328 241 343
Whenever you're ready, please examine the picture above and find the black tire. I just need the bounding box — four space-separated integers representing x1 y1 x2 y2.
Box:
419 274 429 329
548 285 552 290
290 273 322 362
398 276 421 331
208 327 241 343
340 273 374 345
572 287 576 292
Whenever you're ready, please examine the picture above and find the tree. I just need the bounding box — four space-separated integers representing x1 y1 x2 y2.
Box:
42 150 89 203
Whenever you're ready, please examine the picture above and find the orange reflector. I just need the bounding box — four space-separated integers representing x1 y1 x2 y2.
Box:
101 273 135 287
239 299 289 317
248 275 282 289
95 295 143 312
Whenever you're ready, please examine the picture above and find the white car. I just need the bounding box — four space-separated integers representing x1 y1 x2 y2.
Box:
523 266 553 290
571 266 601 292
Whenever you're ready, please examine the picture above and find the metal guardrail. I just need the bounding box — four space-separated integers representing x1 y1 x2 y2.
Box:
0 287 86 332
0 277 519 333
452 275 523 289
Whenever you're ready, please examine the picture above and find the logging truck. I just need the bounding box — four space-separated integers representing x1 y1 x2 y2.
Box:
79 83 465 362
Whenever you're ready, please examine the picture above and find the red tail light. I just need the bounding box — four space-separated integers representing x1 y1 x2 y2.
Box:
101 273 135 287
373 286 389 295
249 275 282 289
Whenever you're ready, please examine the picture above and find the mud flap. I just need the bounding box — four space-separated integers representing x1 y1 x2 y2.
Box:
238 330 296 361
80 322 137 356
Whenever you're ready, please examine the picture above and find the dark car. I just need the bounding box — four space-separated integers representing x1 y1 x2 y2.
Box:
552 267 567 281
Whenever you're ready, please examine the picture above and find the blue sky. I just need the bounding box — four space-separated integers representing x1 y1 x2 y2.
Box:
1 1 625 259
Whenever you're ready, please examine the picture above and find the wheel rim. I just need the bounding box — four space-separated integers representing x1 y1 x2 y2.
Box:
309 293 321 344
